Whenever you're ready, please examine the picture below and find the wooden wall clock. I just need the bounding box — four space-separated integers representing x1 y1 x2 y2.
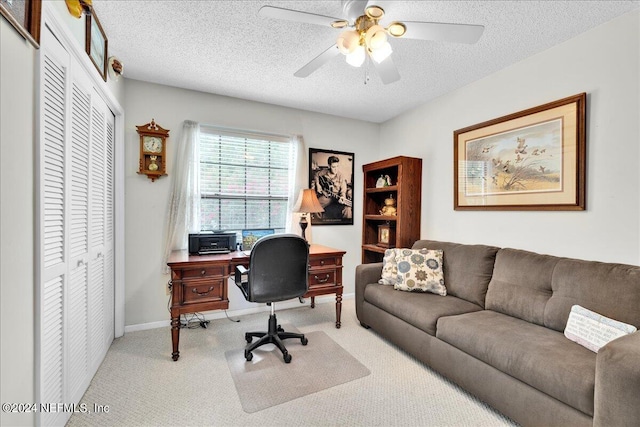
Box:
136 119 169 182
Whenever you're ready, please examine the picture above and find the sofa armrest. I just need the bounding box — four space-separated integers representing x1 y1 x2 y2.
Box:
594 330 640 427
355 262 383 324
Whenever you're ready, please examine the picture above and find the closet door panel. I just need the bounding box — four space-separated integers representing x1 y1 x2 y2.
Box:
103 113 116 344
39 26 69 427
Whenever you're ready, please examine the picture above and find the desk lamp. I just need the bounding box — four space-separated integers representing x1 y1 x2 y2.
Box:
294 189 324 241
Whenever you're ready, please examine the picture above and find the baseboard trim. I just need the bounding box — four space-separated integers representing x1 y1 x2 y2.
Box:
124 292 354 333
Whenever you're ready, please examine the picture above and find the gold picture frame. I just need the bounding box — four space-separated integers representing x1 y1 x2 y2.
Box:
85 9 107 81
0 0 41 47
454 93 586 211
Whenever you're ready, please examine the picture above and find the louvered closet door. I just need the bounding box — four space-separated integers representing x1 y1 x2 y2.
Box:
66 65 93 405
38 25 115 427
39 26 70 427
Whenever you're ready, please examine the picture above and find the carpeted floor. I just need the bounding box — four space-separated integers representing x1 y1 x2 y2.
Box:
67 299 518 426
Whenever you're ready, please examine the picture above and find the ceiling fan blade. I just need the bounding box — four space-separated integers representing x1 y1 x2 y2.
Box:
402 21 485 44
373 56 400 85
259 6 343 27
294 45 341 78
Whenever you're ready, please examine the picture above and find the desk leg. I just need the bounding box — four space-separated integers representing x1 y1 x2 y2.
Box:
311 296 315 308
171 315 180 361
335 292 342 329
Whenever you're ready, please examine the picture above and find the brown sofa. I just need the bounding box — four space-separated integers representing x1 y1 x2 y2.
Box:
355 240 640 427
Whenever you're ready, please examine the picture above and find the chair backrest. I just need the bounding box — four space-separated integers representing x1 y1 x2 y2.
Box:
246 234 310 303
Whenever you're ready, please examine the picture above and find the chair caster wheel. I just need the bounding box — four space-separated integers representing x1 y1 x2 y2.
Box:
245 333 252 343
244 350 253 361
301 336 308 345
283 352 292 363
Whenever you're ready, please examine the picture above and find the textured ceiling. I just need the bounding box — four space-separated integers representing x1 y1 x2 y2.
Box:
95 1 639 123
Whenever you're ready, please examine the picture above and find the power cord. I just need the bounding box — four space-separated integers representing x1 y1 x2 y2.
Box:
181 312 209 329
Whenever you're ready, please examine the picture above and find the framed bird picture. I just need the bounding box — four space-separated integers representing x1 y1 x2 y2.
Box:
453 93 586 211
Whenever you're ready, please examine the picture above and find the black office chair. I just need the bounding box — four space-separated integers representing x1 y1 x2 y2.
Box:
235 234 310 363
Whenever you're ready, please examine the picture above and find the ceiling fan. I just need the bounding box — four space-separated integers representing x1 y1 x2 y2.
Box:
259 0 485 84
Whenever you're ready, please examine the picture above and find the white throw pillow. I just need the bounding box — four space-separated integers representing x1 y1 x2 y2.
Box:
378 248 400 285
564 305 637 353
394 248 446 296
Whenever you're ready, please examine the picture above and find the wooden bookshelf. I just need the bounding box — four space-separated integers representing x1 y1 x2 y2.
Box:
361 156 422 263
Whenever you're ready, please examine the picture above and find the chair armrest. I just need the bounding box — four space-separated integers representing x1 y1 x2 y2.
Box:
354 262 383 323
594 330 640 427
234 265 249 299
235 265 248 283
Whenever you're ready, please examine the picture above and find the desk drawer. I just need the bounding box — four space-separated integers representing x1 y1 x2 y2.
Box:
310 256 338 269
308 271 336 286
182 280 224 304
182 265 225 279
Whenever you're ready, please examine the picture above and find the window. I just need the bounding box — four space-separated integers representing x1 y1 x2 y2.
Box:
199 127 295 237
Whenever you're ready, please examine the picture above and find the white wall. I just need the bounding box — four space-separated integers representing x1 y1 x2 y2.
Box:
380 10 640 265
0 20 36 427
123 80 380 327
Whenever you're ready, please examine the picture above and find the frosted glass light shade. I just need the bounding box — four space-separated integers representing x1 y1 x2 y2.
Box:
370 41 392 63
337 30 360 54
346 45 366 67
365 25 387 50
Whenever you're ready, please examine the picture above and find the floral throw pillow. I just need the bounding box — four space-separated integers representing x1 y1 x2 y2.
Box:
378 248 400 285
394 248 446 296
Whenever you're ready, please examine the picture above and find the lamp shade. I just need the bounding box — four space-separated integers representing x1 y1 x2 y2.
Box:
369 41 392 63
337 30 360 54
346 45 366 67
294 189 325 213
365 25 387 50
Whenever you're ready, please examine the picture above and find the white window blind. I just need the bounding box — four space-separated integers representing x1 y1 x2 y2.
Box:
199 127 295 234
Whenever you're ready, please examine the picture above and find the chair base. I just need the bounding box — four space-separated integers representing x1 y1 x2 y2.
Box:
244 313 308 363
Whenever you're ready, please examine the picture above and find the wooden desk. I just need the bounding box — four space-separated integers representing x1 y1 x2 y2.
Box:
167 244 346 361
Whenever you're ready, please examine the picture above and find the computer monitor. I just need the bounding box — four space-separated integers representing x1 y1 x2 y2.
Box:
241 229 275 251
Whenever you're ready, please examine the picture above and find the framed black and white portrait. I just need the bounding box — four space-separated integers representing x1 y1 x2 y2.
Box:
309 148 354 226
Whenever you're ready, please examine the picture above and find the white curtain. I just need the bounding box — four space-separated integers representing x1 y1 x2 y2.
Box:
286 134 307 234
162 120 201 273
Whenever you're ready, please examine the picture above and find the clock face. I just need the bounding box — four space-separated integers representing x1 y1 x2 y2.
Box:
143 136 163 153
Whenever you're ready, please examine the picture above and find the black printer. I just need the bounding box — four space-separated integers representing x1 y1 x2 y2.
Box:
188 232 237 255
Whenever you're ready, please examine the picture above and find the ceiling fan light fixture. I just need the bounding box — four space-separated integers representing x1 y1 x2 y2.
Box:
364 5 384 20
364 25 387 50
387 22 407 38
346 45 366 67
369 41 392 63
337 30 360 54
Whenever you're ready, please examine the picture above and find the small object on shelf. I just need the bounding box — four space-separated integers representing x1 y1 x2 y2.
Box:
376 175 387 188
384 174 393 186
377 224 396 248
136 119 169 182
379 194 397 216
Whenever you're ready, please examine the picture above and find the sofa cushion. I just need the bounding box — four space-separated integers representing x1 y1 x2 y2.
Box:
394 248 446 295
363 283 482 336
411 240 499 307
378 248 399 285
545 258 640 332
436 310 596 416
485 248 559 326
